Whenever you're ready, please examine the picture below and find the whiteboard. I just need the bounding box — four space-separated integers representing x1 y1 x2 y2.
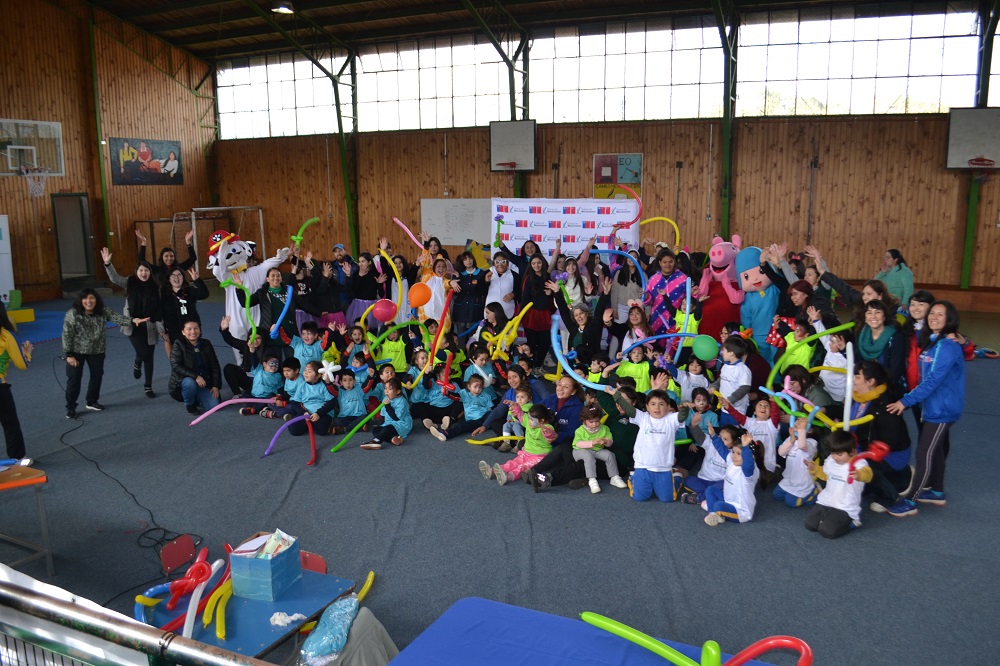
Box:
419 198 494 246
946 108 1000 169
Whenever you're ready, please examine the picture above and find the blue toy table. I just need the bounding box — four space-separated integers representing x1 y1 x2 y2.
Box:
147 570 354 657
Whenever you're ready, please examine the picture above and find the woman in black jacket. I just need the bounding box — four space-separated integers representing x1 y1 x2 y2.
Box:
236 267 318 358
546 275 610 367
161 266 210 359
850 360 912 512
451 251 490 336
169 321 222 415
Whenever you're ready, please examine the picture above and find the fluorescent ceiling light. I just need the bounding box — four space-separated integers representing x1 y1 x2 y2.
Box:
271 0 294 14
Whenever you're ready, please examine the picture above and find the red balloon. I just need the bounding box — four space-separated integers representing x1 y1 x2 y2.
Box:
409 282 432 308
372 299 398 324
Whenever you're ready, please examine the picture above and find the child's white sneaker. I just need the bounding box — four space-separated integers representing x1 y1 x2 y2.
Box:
494 463 508 486
609 475 627 489
704 513 726 526
429 426 447 442
422 418 435 430
479 461 493 480
589 479 601 494
441 416 451 430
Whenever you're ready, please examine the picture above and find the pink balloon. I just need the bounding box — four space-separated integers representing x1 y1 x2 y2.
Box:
372 299 398 324
393 216 424 250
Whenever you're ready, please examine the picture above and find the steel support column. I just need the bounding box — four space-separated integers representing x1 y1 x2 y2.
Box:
712 0 739 239
960 0 1000 289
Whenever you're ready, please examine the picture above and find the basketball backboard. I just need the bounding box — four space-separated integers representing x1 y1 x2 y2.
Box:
0 119 65 176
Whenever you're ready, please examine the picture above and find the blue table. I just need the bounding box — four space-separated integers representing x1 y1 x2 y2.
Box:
147 570 354 657
395 597 777 665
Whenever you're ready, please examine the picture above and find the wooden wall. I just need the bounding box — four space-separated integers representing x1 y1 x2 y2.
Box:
0 0 212 301
216 117 999 289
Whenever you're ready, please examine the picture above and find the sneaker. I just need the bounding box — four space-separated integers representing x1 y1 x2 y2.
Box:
283 414 293 421
681 492 700 505
133 361 141 379
330 425 346 435
479 461 493 479
239 407 257 416
86 402 105 411
441 416 451 430
422 418 435 430
186 404 201 415
145 387 156 399
915 489 947 506
429 426 447 442
589 479 601 494
497 441 513 453
887 498 919 518
609 475 628 489
704 513 726 526
391 436 404 446
531 472 551 493
869 501 888 513
260 408 276 419
66 408 77 419
359 440 382 450
494 463 508 486
568 478 589 490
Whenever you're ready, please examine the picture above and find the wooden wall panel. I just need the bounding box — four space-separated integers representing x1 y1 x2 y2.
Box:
217 116 999 291
215 135 347 257
731 116 987 287
0 0 93 300
0 0 212 301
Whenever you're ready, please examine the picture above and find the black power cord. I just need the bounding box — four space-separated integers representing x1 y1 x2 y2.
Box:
49 341 203 607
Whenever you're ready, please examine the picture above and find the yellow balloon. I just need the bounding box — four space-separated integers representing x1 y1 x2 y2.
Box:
466 436 525 446
809 366 847 374
380 249 403 315
357 570 376 603
638 216 680 249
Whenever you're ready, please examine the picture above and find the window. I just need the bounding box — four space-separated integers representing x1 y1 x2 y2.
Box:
736 4 982 116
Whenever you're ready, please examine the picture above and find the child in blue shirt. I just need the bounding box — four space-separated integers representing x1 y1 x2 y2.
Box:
287 361 338 436
261 357 303 419
416 358 464 431
279 320 333 368
328 369 377 434
463 348 498 402
360 378 412 450
238 352 284 416
429 375 494 441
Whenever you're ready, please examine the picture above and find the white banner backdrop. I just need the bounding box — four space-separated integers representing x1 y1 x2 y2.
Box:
491 197 639 260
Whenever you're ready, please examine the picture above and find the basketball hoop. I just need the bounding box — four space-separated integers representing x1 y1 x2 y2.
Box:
497 161 517 189
20 166 49 199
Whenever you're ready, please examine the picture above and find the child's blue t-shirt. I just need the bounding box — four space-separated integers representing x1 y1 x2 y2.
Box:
380 396 413 438
684 409 719 434
368 381 386 403
250 365 284 398
283 375 304 402
291 336 324 367
460 389 493 421
297 380 334 414
408 367 435 403
335 384 367 418
463 364 497 400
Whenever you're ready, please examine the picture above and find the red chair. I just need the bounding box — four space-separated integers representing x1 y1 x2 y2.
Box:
300 550 328 574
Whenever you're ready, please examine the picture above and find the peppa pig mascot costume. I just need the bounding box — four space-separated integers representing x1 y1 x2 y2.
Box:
697 235 744 343
735 246 780 364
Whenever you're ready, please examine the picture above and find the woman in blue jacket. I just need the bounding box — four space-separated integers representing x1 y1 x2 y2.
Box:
885 301 965 517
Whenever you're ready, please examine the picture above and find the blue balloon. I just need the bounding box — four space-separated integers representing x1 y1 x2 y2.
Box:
550 316 605 392
270 285 295 340
591 249 648 294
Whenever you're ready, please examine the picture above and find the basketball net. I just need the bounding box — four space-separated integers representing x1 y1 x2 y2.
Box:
497 161 517 190
968 157 995 185
20 167 49 199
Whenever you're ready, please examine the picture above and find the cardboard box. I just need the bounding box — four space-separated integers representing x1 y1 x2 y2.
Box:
229 532 303 602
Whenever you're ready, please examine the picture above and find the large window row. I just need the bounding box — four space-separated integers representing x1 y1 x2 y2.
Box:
215 2 999 139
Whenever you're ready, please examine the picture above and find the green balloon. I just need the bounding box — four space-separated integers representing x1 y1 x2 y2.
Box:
692 335 719 361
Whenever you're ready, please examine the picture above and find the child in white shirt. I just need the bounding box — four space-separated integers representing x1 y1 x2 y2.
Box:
804 430 871 538
608 386 687 502
807 306 850 402
703 431 763 526
772 419 820 507
713 336 752 421
720 395 780 473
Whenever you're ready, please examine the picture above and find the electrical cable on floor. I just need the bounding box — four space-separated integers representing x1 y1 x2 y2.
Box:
47 342 202 607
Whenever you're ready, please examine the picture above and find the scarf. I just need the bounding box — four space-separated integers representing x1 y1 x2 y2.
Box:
852 383 887 404
858 325 895 361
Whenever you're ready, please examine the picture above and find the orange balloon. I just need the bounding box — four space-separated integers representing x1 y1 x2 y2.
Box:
409 282 432 308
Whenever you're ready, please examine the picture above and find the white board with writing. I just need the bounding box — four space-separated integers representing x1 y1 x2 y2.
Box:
419 198 494 247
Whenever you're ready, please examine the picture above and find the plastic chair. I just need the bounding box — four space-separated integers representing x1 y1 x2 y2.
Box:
299 550 327 574
159 534 196 575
